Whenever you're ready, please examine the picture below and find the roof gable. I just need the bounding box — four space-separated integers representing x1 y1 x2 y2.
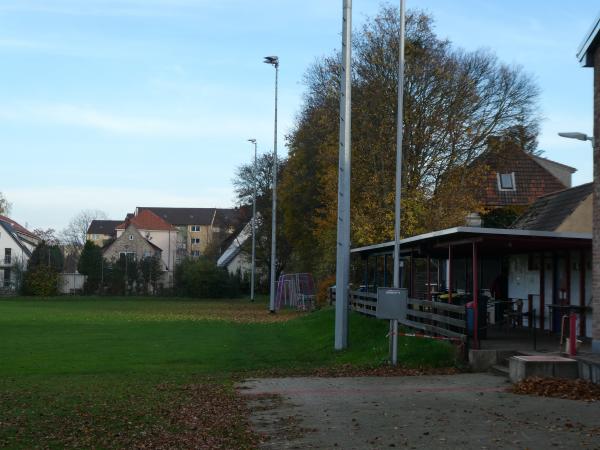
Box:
103 223 163 254
0 221 32 257
473 143 568 207
511 182 593 232
0 214 38 240
116 209 174 231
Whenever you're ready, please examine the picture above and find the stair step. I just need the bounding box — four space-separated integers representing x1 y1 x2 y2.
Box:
490 364 509 377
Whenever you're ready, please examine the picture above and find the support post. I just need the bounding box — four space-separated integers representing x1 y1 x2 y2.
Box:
426 255 431 301
569 313 577 356
334 0 352 350
540 255 545 331
473 242 479 349
390 0 406 366
448 245 453 304
580 250 586 336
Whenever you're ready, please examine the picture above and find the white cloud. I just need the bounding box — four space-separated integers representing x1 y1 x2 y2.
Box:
0 103 271 139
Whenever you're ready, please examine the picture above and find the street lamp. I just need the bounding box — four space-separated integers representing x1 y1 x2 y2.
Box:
558 132 595 146
264 55 279 314
248 138 258 302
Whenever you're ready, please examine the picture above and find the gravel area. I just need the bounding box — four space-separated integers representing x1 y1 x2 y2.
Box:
239 373 600 449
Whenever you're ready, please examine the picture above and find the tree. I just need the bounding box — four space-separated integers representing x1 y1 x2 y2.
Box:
29 241 64 272
280 6 541 278
140 255 163 294
78 241 104 293
232 153 292 286
61 209 108 251
32 228 60 246
174 258 240 298
0 192 11 215
22 241 63 296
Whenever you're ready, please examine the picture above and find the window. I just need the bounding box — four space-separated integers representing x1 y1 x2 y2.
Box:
191 225 200 232
4 248 11 265
497 172 516 191
191 238 200 244
119 252 136 262
191 250 200 257
128 234 134 240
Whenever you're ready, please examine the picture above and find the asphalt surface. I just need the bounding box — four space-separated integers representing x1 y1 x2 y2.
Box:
238 373 600 449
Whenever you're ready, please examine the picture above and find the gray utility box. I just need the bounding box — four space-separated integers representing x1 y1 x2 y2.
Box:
376 287 408 320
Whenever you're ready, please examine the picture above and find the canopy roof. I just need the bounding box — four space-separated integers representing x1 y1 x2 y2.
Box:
351 227 591 258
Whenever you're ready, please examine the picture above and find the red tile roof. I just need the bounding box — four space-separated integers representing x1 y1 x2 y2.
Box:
116 209 175 231
473 142 567 207
0 214 38 239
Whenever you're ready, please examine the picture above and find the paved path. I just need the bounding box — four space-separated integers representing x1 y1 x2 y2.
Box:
238 374 600 449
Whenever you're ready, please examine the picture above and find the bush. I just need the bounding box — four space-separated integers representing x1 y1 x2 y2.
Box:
316 274 336 306
174 258 241 298
22 266 59 296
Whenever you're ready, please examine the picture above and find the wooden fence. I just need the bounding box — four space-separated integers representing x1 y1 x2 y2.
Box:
335 289 467 340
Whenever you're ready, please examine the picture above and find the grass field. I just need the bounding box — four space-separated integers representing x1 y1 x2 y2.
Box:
0 297 456 448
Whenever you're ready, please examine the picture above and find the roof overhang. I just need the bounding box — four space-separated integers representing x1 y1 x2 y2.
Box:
577 11 600 67
351 226 591 258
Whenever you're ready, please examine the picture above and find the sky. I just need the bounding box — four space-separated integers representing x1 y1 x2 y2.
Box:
0 0 598 231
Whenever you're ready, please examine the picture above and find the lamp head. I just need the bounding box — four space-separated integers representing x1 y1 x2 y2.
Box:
263 56 279 67
248 138 256 144
558 132 591 142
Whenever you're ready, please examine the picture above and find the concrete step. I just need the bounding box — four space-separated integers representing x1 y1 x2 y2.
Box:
490 364 510 377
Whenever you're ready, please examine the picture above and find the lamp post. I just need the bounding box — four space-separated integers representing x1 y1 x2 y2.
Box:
391 0 406 366
248 138 258 302
334 0 352 350
264 55 279 313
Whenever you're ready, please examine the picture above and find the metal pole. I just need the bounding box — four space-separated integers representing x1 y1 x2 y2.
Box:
391 0 406 365
269 60 279 313
251 139 257 302
334 0 352 350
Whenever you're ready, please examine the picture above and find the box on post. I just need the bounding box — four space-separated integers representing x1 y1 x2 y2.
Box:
376 287 408 320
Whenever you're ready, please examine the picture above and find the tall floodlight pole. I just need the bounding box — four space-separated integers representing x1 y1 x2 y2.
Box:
248 139 258 302
264 55 279 313
334 0 352 350
391 0 406 366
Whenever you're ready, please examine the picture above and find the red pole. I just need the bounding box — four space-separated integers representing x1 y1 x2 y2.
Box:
473 242 479 349
569 313 577 356
580 251 586 336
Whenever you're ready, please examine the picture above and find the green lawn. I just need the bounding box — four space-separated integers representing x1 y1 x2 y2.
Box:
0 297 455 448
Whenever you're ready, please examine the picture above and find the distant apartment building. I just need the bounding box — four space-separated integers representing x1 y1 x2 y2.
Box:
86 220 122 247
135 207 244 262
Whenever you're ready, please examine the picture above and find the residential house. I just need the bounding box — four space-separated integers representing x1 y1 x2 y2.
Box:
472 139 575 210
0 215 39 290
113 210 177 281
576 10 600 352
512 183 593 233
102 222 164 282
86 220 122 247
135 207 245 261
217 219 252 276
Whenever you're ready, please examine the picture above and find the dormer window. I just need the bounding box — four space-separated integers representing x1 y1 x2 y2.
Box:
497 172 516 191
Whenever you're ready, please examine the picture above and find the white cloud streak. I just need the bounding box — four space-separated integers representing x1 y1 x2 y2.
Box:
0 103 271 139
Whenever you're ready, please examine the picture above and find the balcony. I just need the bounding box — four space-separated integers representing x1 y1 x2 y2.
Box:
1 256 11 266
